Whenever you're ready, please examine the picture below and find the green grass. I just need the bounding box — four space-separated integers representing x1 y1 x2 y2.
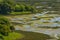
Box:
3 32 24 40
0 32 24 40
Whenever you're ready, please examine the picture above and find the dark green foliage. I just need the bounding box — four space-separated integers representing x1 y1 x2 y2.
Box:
14 4 24 12
0 36 3 40
0 0 36 15
24 5 36 12
0 17 10 25
14 4 36 13
0 17 15 36
10 26 15 32
0 31 8 36
0 1 12 15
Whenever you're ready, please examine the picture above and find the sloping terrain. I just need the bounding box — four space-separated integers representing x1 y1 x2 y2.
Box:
16 30 52 40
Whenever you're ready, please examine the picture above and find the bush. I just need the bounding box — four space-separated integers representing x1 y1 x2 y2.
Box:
0 17 15 36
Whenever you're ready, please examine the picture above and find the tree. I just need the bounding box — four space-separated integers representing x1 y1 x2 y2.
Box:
0 0 12 15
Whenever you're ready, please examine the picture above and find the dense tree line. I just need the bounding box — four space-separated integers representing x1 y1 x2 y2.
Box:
0 0 36 15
